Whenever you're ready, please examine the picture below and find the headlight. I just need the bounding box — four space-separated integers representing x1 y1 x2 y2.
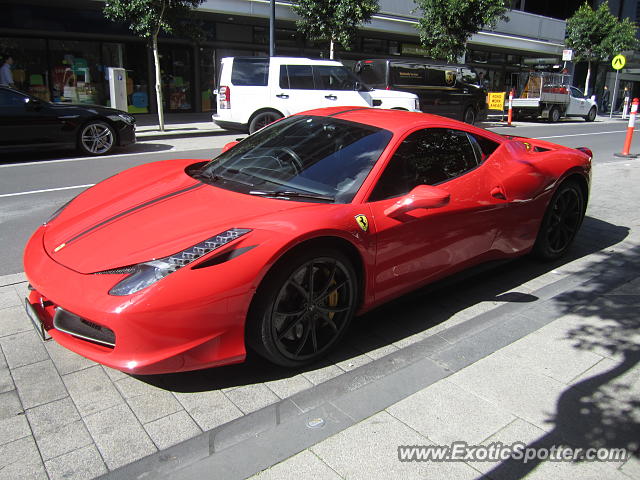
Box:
106 228 251 296
107 114 135 125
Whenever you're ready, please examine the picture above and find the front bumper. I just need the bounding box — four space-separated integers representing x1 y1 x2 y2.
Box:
118 123 136 146
24 227 251 374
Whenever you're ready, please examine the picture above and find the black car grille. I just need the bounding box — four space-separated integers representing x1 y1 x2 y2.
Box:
53 308 115 348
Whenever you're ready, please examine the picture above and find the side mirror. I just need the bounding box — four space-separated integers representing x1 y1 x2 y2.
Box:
384 185 450 218
221 141 239 153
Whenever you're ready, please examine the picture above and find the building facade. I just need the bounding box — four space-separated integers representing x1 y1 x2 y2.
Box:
1 0 569 115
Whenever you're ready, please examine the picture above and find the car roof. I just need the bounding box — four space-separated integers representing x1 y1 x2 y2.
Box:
296 107 505 142
222 56 343 66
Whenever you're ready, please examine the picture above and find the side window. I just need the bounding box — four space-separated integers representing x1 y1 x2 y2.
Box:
279 65 315 89
314 66 357 90
231 58 270 86
426 67 457 87
0 90 27 107
369 128 479 201
467 133 500 163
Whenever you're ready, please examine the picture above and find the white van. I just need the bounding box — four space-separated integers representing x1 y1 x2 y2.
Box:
213 57 420 133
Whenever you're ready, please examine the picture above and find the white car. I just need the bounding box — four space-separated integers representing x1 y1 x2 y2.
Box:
213 57 420 133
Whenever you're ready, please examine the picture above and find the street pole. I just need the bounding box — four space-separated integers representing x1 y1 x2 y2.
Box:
270 0 275 57
610 69 619 118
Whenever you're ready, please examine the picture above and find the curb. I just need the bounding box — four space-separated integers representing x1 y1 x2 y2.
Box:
0 272 27 287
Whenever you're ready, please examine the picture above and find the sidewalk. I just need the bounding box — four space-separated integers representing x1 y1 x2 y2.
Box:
134 112 224 139
0 140 638 480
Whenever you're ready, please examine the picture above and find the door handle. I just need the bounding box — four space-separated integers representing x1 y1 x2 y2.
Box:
490 186 507 200
276 93 289 99
325 95 337 100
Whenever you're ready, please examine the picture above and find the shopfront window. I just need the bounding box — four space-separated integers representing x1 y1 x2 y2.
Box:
160 46 193 112
199 47 216 112
0 37 48 100
49 39 103 105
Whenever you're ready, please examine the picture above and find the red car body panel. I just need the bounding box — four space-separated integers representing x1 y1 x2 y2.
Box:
24 108 591 374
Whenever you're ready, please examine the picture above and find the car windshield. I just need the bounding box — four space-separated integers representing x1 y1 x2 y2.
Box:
196 115 393 203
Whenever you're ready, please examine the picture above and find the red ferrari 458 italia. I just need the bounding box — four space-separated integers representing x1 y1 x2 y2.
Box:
24 107 592 374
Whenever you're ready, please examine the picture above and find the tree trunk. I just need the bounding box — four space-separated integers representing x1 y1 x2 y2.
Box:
329 38 334 60
152 34 165 132
584 60 592 97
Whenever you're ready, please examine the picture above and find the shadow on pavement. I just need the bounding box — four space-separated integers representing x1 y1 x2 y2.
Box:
0 143 174 164
134 215 629 394
481 243 640 479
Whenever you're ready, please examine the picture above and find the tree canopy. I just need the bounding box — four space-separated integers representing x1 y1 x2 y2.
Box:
566 1 637 63
292 0 379 58
566 1 637 94
103 0 204 39
414 0 508 62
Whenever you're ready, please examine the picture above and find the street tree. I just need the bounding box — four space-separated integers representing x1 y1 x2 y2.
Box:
414 0 508 63
291 0 379 59
103 0 205 131
566 1 638 95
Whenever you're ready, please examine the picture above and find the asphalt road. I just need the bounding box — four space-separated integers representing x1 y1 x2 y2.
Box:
0 117 636 276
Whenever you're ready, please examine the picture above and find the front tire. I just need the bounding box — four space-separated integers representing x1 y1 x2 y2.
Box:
533 180 585 261
463 107 477 124
78 121 116 156
584 106 597 122
247 247 359 367
249 111 282 134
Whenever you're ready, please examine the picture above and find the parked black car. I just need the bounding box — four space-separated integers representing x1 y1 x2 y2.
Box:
0 86 136 156
354 59 488 124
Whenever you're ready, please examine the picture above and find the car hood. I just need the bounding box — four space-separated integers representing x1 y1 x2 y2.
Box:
43 159 305 273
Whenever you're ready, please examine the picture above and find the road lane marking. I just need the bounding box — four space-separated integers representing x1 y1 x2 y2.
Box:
536 130 629 139
0 184 94 198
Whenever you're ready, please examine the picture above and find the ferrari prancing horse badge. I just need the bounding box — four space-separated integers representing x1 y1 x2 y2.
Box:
355 214 369 232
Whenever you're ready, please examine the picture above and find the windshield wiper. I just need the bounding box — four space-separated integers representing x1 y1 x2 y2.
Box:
249 190 335 202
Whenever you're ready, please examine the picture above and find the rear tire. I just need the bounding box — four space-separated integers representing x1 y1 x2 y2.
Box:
533 180 585 261
548 106 561 123
249 111 282 134
246 247 359 368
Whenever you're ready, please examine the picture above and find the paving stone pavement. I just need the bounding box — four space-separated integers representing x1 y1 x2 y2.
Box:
0 157 638 479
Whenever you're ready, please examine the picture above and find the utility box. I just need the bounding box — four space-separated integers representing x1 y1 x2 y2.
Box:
108 67 128 112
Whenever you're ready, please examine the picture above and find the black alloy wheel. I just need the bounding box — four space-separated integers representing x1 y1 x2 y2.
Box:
248 248 358 367
249 111 283 134
533 181 584 260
